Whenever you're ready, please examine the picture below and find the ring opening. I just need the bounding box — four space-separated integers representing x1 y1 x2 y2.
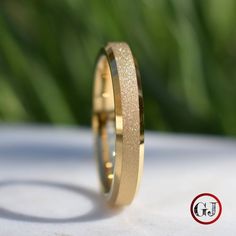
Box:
93 55 116 193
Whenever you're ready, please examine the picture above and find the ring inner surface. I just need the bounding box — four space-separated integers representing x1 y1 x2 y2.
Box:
94 55 115 194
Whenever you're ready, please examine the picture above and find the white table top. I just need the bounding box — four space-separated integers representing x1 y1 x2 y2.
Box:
0 125 235 236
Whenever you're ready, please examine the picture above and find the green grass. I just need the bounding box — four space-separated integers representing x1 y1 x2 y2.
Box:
0 0 236 135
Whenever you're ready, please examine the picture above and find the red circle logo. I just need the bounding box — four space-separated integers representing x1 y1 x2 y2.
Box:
190 193 222 225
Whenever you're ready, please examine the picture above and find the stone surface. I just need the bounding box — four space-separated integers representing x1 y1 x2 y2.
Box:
0 125 235 236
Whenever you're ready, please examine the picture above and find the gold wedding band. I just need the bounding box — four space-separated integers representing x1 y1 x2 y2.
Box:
92 42 144 206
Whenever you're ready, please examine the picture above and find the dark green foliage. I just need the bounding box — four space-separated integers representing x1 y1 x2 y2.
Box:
0 0 236 135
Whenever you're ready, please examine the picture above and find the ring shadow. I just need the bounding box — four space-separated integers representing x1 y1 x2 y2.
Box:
0 179 122 224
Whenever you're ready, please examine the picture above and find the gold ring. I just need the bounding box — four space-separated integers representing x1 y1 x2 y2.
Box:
92 42 144 206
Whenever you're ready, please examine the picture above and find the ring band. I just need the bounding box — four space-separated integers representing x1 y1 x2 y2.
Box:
92 42 144 206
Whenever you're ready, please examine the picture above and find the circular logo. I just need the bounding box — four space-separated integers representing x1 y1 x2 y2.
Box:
190 193 222 224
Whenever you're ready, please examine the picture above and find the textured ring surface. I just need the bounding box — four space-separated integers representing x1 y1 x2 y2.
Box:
92 42 144 206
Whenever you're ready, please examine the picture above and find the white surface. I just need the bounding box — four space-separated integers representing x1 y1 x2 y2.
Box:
0 125 235 236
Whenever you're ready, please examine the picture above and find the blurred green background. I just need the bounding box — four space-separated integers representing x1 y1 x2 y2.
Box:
0 0 236 135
